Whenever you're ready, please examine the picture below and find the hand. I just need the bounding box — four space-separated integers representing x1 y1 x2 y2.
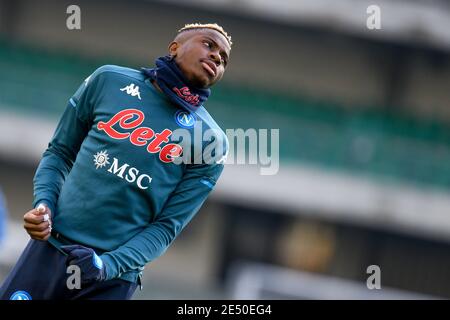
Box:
61 244 106 284
23 203 52 241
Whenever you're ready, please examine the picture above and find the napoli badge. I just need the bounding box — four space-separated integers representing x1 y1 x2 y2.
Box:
174 110 196 128
10 290 32 300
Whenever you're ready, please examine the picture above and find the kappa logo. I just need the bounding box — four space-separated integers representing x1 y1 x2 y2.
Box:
10 291 32 300
174 110 196 128
120 83 142 100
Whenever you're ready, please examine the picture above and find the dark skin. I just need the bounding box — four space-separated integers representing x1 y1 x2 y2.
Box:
24 28 231 241
153 28 231 90
23 204 51 241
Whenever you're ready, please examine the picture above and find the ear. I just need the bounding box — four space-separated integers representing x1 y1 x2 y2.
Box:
168 41 179 57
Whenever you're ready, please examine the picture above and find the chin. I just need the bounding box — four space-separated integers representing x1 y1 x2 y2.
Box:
190 74 211 88
200 80 212 89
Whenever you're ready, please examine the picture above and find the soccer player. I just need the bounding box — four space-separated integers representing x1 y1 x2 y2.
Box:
0 23 232 300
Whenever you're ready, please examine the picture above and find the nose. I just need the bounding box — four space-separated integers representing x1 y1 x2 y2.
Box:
208 51 221 66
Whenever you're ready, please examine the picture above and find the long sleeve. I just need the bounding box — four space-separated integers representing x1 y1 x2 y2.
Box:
100 161 225 280
32 69 100 214
30 63 230 282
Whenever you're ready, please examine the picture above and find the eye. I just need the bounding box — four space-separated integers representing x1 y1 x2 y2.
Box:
203 41 211 48
221 56 228 67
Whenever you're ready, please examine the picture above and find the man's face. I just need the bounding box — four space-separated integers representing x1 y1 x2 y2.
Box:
169 29 231 88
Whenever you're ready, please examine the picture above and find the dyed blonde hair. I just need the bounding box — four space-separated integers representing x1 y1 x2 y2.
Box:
178 23 232 47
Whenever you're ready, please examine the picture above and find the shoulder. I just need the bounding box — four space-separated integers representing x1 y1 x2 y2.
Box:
195 107 229 163
88 65 145 83
70 65 145 108
196 108 228 145
196 108 227 138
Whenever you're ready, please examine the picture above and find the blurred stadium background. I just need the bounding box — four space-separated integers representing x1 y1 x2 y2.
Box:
1 0 450 299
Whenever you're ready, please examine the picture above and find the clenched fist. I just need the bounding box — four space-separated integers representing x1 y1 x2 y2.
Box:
23 203 52 241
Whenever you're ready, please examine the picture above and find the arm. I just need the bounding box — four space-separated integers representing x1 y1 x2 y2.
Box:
100 161 225 280
32 69 101 215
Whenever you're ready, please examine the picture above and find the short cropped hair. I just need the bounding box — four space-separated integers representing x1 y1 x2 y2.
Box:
178 23 233 47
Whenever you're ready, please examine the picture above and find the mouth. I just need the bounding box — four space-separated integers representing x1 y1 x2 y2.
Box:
201 60 217 78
